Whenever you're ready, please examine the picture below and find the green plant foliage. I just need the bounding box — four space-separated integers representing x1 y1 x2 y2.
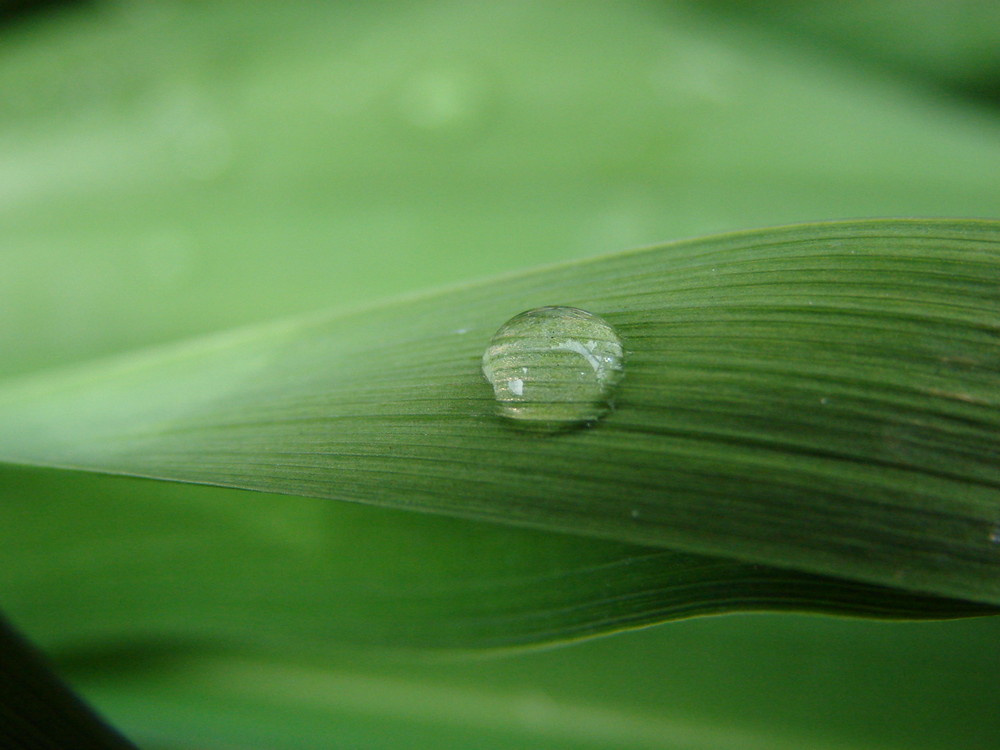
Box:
707 0 1000 101
3 466 992 659
1 220 998 613
58 615 1000 750
3 1 1000 379
0 612 138 750
3 2 1000 750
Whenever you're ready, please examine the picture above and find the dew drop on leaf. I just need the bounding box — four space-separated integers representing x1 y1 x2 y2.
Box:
481 306 625 432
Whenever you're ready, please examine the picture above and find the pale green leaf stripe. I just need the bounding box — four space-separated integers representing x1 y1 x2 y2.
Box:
0 219 998 605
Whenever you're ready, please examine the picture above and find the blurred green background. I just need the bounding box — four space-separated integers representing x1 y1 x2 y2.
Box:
2 1 1000 748
3 0 1000 378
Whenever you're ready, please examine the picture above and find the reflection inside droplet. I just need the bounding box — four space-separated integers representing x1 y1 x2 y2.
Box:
481 306 625 432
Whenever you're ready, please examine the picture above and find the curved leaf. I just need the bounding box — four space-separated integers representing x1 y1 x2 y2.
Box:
57 615 1000 750
0 220 999 610
1 469 990 658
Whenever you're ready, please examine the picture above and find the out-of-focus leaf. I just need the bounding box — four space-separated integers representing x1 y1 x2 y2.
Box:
3 0 1000 377
0 610 137 750
57 614 1000 750
706 0 1000 104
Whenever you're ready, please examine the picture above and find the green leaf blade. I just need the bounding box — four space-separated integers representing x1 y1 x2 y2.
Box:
1 219 999 609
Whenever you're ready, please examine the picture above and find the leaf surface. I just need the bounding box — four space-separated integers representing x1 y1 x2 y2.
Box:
58 614 1000 750
1 220 998 608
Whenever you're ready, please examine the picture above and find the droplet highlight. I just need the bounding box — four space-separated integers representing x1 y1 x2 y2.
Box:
481 306 625 431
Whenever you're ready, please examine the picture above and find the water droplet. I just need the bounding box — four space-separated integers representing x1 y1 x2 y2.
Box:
481 307 625 432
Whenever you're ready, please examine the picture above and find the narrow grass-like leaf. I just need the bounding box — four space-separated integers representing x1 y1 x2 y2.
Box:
0 220 999 610
711 1 1000 100
59 615 1000 750
1 468 990 658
